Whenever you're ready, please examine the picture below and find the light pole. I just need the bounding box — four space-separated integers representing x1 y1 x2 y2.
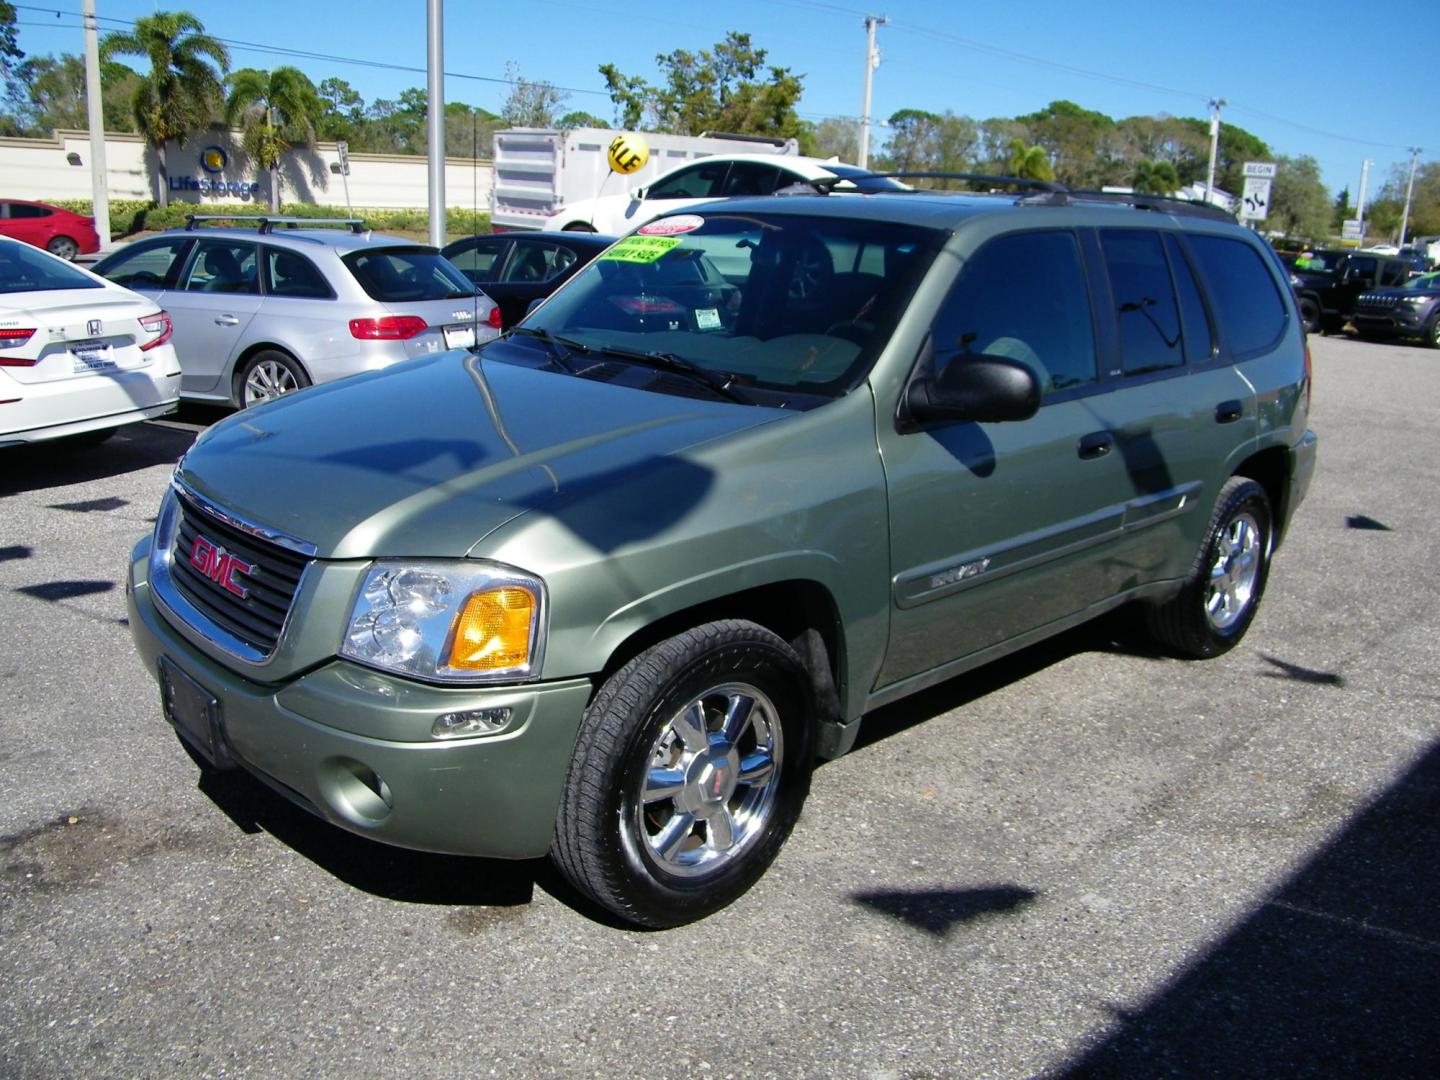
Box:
1398 146 1422 247
857 14 888 169
426 0 445 249
82 0 110 250
1204 97 1226 205
1355 159 1371 248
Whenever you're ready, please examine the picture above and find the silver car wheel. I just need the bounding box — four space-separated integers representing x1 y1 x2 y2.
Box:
243 358 301 406
1205 510 1261 631
635 681 783 879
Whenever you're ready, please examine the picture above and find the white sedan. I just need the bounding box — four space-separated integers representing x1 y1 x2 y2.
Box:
0 236 181 447
541 154 905 235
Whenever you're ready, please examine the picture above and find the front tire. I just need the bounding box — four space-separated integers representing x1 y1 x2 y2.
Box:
552 620 815 928
1144 477 1273 659
237 349 310 408
1426 314 1440 349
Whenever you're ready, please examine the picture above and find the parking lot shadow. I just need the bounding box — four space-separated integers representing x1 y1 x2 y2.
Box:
0 423 197 496
1058 737 1440 1078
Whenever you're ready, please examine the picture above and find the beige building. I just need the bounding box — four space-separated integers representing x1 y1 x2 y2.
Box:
0 128 495 212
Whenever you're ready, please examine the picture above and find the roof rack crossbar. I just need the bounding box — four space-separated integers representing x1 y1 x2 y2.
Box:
1020 189 1234 222
184 214 368 234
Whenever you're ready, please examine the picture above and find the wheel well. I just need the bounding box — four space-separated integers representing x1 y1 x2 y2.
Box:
230 343 307 403
1233 447 1291 545
598 580 845 724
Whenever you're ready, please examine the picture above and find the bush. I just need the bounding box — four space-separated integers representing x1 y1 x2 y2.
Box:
49 199 490 239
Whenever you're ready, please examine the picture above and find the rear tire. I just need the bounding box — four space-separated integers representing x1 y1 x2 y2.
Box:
552 620 815 928
1144 477 1272 659
1297 296 1320 334
236 349 310 408
46 235 79 261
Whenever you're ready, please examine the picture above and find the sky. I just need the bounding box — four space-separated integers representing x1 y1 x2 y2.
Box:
11 0 1440 200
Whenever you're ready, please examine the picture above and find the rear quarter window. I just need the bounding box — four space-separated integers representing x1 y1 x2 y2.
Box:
1186 235 1288 357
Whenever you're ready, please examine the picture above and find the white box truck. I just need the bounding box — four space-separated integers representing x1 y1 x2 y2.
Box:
491 128 799 232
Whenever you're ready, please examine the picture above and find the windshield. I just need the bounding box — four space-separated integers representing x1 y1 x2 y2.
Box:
1403 271 1440 292
0 239 104 294
1293 251 1346 273
343 246 476 302
507 210 943 405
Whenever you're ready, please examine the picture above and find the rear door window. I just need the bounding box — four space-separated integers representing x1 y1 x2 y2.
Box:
445 237 510 283
501 241 575 284
1101 229 1185 376
721 162 784 196
1186 235 1287 357
182 240 260 295
8 203 53 219
1165 234 1215 363
263 247 334 299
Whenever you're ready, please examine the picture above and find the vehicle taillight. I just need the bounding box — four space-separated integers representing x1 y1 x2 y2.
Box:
0 327 36 367
139 310 173 351
487 305 503 330
350 315 428 340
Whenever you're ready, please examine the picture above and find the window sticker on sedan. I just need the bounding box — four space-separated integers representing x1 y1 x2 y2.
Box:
599 235 683 264
637 215 705 236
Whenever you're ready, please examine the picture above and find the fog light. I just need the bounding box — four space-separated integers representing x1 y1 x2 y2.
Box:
432 706 512 739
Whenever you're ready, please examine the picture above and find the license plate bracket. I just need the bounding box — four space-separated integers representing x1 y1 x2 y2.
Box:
159 657 234 769
443 323 476 350
71 339 115 372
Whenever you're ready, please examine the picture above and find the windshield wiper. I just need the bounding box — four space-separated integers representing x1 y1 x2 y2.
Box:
507 325 592 373
593 344 753 405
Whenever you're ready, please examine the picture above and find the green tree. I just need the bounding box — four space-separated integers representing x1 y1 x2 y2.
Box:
101 11 229 207
1263 156 1329 240
316 76 364 142
1132 158 1180 195
445 101 502 158
877 108 977 184
555 110 608 131
1005 140 1055 183
808 116 860 164
599 32 805 142
1177 117 1269 197
7 53 141 134
225 65 320 212
1015 100 1115 187
1374 159 1440 241
1331 187 1351 231
1 0 24 126
502 62 568 128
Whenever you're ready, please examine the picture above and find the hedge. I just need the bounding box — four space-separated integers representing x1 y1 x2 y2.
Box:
50 199 490 239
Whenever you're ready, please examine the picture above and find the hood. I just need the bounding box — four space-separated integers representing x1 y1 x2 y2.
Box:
176 346 785 560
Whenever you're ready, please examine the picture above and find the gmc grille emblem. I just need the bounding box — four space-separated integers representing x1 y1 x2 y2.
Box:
189 535 256 599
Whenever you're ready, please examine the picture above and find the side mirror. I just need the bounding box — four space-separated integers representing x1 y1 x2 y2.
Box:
906 353 1041 425
631 186 648 201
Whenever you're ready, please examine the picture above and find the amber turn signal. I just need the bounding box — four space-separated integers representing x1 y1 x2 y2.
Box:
445 587 536 672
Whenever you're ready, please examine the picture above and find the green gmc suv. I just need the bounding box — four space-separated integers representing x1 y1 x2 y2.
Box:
127 183 1317 927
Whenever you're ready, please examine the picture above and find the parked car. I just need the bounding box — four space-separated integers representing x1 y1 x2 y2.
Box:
540 153 907 234
0 199 101 261
441 230 616 328
127 181 1315 928
0 236 179 447
92 216 501 408
1289 248 1419 334
1352 270 1440 347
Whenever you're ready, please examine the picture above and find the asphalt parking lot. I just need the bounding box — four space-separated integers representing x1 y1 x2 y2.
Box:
2 333 1437 1079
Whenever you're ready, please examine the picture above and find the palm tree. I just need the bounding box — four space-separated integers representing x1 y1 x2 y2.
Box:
1005 139 1056 183
1132 159 1181 196
225 66 321 212
101 11 228 208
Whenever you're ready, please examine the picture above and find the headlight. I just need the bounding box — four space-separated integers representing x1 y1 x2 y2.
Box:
1402 295 1431 305
341 560 546 683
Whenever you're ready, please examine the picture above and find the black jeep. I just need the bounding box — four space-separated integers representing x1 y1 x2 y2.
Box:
1290 250 1422 334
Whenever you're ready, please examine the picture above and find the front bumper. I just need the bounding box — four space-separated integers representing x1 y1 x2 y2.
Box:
127 536 593 859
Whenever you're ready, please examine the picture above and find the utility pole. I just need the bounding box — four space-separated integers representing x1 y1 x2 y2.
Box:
857 14 888 169
425 0 445 249
1203 97 1226 205
1398 146 1422 247
82 0 110 251
1355 159 1371 248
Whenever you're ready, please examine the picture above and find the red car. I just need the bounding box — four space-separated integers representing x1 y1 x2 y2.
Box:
0 199 101 260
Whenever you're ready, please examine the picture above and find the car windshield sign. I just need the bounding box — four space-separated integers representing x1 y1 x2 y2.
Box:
506 210 943 405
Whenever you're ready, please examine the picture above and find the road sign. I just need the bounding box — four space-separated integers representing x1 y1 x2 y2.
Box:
336 140 350 177
1241 177 1272 221
1342 218 1363 241
1243 161 1277 179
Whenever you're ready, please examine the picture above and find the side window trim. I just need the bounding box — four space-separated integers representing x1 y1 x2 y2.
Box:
1167 231 1225 367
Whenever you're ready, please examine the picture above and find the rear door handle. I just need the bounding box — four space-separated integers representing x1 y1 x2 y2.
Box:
215 314 240 327
1215 400 1243 424
1077 431 1114 460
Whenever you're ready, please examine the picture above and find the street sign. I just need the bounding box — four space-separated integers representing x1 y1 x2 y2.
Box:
1342 218 1363 241
336 140 350 177
1241 177 1271 221
1243 161 1277 179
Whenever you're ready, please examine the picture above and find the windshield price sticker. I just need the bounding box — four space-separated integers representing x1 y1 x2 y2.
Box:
637 215 705 236
599 236 683 264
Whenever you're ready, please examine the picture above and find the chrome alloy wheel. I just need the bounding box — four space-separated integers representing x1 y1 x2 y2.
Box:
635 682 783 878
1205 510 1262 631
243 358 301 405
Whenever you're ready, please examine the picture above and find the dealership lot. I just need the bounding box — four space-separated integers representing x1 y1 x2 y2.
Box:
1 334 1436 1077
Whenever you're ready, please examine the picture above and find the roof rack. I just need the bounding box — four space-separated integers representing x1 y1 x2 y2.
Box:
185 214 369 234
1019 189 1235 222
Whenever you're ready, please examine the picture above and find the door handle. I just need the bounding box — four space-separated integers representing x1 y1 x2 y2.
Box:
1077 431 1114 460
1215 400 1243 424
214 314 240 327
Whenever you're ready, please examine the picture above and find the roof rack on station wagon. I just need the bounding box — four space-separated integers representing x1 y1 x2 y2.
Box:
184 215 369 234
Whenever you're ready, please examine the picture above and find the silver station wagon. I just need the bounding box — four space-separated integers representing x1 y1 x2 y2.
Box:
94 216 500 407
128 180 1317 928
